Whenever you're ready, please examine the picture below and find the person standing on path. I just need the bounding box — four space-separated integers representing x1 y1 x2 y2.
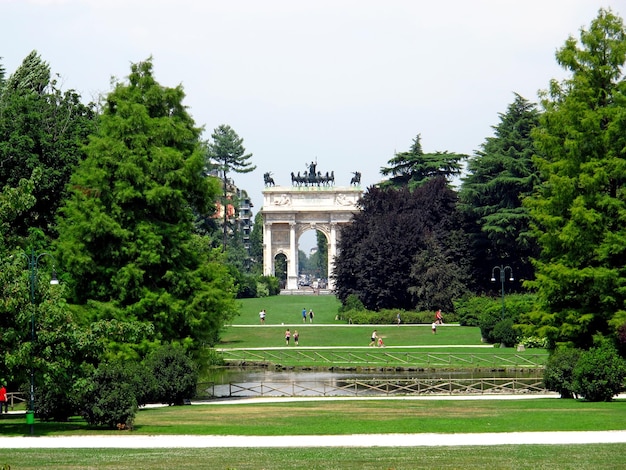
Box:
0 382 7 413
432 322 437 334
285 329 291 345
302 308 307 323
293 330 299 346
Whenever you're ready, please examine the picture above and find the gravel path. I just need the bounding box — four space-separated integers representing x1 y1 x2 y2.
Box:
2 395 625 448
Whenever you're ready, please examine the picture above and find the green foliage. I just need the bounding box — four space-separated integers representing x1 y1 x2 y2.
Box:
55 58 236 348
80 361 138 429
380 134 466 189
459 93 540 293
543 348 581 398
334 179 469 312
257 275 280 296
492 318 518 347
338 294 365 313
0 50 96 238
454 295 493 326
142 344 198 406
524 9 626 348
338 308 456 325
572 341 626 402
207 124 255 252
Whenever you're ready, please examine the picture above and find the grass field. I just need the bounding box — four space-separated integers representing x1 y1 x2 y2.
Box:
1 398 626 468
221 296 549 369
0 295 618 469
2 445 625 469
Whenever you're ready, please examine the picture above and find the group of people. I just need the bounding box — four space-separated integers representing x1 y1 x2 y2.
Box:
432 309 444 334
301 308 314 323
285 329 299 346
369 330 385 347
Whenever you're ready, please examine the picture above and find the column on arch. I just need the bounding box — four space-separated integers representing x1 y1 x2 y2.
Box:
328 222 337 290
287 221 298 289
263 222 273 276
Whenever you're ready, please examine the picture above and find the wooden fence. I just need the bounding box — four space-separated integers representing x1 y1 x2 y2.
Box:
197 377 548 399
219 350 547 369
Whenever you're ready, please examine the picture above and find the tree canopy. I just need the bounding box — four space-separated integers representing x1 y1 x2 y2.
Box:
459 93 541 291
333 178 469 311
207 124 255 252
523 8 626 349
380 134 466 189
55 58 234 348
0 50 96 238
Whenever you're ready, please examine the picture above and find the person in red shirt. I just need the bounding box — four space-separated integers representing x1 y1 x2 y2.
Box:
0 383 8 413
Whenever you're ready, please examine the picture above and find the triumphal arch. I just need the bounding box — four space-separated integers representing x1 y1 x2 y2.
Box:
261 165 362 290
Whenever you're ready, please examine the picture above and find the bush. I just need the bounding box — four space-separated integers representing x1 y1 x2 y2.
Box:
257 275 280 296
572 341 626 402
339 294 365 313
236 274 257 298
543 348 581 398
454 295 493 326
492 318 519 347
338 307 457 325
80 362 138 429
143 344 198 406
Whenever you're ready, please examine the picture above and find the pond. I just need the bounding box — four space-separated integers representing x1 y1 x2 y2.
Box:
201 367 545 398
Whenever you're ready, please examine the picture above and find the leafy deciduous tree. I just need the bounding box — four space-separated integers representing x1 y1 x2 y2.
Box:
334 178 469 311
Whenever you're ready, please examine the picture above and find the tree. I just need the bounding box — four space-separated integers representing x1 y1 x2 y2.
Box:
522 9 626 349
207 124 255 252
248 211 264 271
0 242 103 422
55 58 236 348
459 94 541 292
380 134 465 189
0 51 96 237
333 178 469 311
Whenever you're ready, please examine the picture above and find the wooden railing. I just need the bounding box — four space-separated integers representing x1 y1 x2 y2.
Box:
219 350 547 369
5 392 27 410
197 377 548 399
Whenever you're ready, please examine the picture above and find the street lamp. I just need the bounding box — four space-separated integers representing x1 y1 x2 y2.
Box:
491 265 514 321
20 248 58 436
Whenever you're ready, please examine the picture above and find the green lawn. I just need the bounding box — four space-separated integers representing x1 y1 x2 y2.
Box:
220 296 549 368
2 445 625 470
1 399 625 468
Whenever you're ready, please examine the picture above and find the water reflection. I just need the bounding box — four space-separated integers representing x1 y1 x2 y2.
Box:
202 368 544 398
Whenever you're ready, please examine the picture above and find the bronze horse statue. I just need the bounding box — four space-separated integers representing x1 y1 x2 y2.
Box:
350 171 361 186
264 172 275 186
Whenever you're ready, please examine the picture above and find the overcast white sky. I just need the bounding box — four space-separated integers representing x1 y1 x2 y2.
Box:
2 1 624 251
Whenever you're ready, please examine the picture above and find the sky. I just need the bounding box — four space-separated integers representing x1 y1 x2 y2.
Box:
2 0 624 251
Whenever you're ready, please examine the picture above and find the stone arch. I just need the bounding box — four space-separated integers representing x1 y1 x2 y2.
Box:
261 186 362 290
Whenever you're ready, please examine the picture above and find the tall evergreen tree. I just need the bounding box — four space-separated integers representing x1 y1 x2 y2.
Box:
207 124 255 252
522 9 626 349
380 134 466 189
459 93 541 292
56 58 235 348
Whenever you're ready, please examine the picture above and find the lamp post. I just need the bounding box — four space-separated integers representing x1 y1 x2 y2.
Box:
491 265 514 321
21 248 58 436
